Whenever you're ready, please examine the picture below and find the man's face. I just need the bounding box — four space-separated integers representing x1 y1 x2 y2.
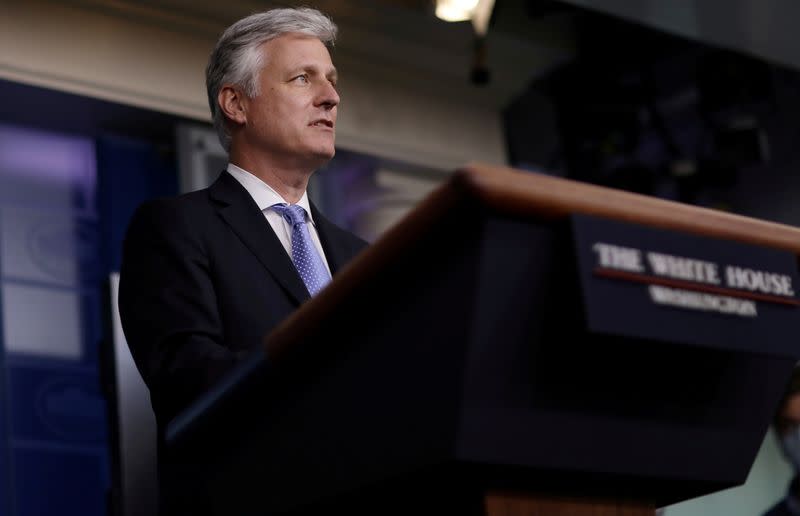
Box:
241 33 339 170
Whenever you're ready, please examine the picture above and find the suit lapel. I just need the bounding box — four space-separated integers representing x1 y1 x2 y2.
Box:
209 172 310 305
311 203 349 275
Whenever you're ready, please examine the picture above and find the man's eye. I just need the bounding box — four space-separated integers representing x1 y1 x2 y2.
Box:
293 75 309 84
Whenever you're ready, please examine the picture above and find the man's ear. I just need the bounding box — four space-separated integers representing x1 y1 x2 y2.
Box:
218 85 247 126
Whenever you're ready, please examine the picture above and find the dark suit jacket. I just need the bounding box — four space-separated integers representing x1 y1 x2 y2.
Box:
119 171 368 430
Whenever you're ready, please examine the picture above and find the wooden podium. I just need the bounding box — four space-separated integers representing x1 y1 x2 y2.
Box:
165 164 800 516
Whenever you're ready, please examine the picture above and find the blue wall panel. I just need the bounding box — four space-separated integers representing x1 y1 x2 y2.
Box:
0 123 108 516
96 134 177 273
8 363 106 446
0 119 179 516
13 447 105 516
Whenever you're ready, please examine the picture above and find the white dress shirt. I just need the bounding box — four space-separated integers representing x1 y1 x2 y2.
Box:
225 164 332 275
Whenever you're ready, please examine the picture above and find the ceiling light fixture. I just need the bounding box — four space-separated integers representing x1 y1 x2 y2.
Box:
435 0 480 23
435 0 495 35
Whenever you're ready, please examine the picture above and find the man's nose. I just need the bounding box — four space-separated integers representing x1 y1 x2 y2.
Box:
317 80 339 110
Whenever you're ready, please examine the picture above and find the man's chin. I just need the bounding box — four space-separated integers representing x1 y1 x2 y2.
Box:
314 142 336 160
303 146 336 170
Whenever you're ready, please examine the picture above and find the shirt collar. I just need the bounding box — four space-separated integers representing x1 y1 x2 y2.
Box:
226 163 315 224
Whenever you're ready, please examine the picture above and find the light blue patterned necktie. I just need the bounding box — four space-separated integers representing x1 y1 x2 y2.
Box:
271 203 331 296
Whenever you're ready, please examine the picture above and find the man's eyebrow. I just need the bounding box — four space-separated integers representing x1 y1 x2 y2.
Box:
288 64 337 79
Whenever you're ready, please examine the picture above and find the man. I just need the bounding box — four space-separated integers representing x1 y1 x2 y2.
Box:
765 367 800 516
119 6 367 436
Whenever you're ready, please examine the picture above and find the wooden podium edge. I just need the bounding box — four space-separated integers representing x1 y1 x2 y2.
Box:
266 163 800 359
459 162 800 254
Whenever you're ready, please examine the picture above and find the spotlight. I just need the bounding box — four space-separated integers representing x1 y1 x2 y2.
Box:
435 0 480 22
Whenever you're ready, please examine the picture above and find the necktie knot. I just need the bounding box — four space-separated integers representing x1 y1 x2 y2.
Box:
271 203 307 227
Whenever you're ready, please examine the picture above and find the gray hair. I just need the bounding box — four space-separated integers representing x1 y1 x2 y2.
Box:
206 8 337 152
